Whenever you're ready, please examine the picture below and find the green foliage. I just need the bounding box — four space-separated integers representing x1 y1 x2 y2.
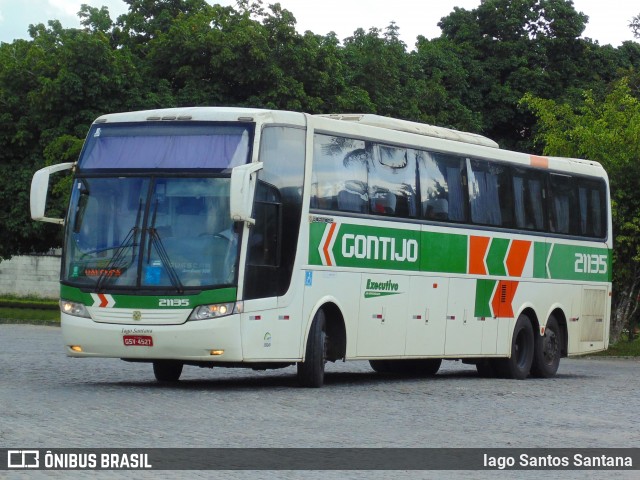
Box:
0 0 639 262
522 79 640 339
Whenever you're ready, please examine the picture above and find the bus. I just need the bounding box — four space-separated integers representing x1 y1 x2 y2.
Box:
30 107 612 387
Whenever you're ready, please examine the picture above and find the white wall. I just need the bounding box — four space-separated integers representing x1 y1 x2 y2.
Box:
0 255 61 298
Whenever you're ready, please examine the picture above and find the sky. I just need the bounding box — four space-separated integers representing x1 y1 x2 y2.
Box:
0 0 638 47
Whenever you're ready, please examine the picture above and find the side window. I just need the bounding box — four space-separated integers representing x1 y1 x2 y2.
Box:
244 126 305 300
467 158 513 227
548 174 577 235
417 151 468 222
369 145 417 217
576 178 607 238
512 168 547 231
311 134 370 213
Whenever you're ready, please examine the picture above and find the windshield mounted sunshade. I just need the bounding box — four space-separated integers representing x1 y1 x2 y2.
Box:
79 123 251 170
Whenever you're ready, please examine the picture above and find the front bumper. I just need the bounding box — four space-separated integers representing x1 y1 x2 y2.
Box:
61 312 243 362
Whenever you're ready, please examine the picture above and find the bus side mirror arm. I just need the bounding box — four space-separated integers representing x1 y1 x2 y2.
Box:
30 162 75 224
230 162 263 226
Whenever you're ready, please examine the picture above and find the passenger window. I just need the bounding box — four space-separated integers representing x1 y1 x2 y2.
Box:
417 151 468 222
576 178 607 238
548 174 578 235
369 145 416 217
311 134 370 213
513 168 547 231
467 158 513 227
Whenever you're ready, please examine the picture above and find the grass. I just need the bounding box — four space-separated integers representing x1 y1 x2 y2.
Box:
591 334 640 357
0 295 60 325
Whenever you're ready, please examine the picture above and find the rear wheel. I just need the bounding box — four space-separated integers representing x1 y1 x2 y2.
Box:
530 315 561 378
297 309 327 388
496 314 534 379
153 361 183 382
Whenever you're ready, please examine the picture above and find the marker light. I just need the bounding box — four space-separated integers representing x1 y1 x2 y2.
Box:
69 345 83 352
210 350 225 356
188 302 238 321
60 299 91 318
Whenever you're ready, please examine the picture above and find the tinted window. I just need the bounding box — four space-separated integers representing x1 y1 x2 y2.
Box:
548 174 578 234
369 145 417 217
244 126 305 300
513 168 547 231
417 151 468 222
576 178 607 238
311 134 370 213
467 158 513 227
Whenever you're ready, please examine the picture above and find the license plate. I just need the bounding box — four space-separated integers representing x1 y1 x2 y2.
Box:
123 335 153 347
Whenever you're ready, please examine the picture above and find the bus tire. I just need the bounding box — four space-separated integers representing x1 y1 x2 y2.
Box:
530 315 561 378
297 309 327 388
153 360 183 382
497 314 534 380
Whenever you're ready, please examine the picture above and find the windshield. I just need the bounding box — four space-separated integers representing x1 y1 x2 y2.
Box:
64 177 239 291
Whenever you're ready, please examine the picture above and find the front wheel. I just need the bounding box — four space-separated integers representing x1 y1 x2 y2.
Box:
153 361 183 382
496 314 534 380
530 315 561 378
297 309 327 388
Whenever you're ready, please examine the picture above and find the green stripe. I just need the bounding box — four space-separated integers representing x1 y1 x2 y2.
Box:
308 221 611 283
546 245 611 282
485 238 509 276
420 231 467 274
474 279 496 317
533 242 548 279
60 285 237 308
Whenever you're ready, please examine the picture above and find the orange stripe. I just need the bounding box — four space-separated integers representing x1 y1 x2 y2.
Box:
530 155 549 168
469 236 490 275
322 223 337 266
506 240 531 277
491 280 518 318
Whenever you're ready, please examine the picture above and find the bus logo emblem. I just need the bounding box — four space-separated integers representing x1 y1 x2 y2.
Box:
133 311 142 321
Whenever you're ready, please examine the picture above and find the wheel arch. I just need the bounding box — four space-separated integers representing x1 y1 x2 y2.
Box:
302 298 347 362
548 308 569 357
518 306 539 337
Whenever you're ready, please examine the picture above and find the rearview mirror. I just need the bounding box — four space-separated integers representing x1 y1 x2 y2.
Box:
30 162 75 224
230 162 263 225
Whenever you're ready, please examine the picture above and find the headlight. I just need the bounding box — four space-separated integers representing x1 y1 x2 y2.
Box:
188 302 239 321
60 299 91 318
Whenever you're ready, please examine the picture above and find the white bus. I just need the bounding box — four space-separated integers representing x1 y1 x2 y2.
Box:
31 108 612 387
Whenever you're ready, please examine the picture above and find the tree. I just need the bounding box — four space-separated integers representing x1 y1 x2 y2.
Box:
631 14 640 39
522 79 640 342
437 0 592 149
0 19 146 259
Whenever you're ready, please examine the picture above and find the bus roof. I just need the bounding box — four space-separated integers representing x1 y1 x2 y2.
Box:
315 114 500 149
93 107 306 126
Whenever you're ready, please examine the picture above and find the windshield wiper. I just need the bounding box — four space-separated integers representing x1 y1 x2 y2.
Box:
95 226 138 291
146 200 184 294
95 200 143 291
